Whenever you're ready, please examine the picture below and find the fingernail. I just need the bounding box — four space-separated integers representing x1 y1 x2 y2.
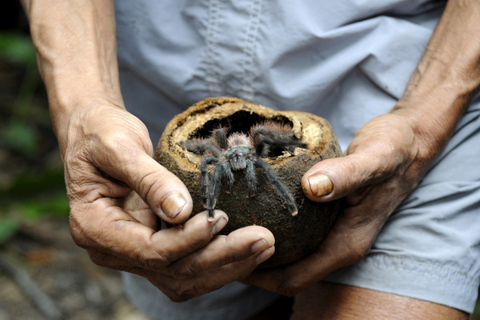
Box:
308 174 333 197
160 193 187 219
251 239 274 254
255 247 275 265
211 215 228 235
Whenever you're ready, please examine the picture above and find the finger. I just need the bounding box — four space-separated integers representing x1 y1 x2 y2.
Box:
285 209 382 294
301 153 396 202
247 187 393 296
159 246 275 302
95 215 275 302
168 225 275 277
243 210 377 296
71 197 228 271
88 225 274 277
84 248 273 303
93 138 193 223
68 108 193 223
124 153 194 223
63 154 133 204
147 210 231 266
147 234 275 302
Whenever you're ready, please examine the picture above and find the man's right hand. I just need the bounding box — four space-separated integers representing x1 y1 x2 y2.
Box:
22 0 275 301
62 103 275 302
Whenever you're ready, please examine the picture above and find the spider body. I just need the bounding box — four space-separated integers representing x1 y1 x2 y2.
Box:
180 122 307 220
226 146 251 170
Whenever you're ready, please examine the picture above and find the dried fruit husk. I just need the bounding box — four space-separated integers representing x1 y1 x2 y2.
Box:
155 97 343 268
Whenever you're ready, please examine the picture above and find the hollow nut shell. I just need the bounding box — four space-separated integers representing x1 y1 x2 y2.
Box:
154 97 343 268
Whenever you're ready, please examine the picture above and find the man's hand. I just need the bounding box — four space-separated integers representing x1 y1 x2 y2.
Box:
243 112 429 295
64 104 275 302
244 0 480 296
21 0 275 301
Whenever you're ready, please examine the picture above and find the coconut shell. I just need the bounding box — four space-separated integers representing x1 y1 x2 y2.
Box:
155 97 343 268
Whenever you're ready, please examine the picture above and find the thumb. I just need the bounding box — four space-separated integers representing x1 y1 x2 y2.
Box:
122 152 194 223
95 139 193 224
301 153 388 202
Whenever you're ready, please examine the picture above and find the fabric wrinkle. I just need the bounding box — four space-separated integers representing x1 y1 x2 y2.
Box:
204 0 224 96
238 0 262 102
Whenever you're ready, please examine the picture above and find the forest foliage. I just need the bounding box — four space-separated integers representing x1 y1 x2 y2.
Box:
0 29 69 245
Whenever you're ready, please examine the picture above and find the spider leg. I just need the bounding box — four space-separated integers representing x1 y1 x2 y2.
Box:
252 126 295 146
222 164 234 194
253 158 298 216
212 127 228 150
255 137 307 157
200 157 220 207
251 124 307 157
181 140 222 157
206 163 225 220
245 159 257 196
254 138 269 158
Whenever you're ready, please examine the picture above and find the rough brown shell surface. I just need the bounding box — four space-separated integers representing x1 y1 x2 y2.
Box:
154 97 343 268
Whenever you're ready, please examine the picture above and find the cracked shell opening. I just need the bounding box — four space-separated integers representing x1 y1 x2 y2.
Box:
183 111 301 158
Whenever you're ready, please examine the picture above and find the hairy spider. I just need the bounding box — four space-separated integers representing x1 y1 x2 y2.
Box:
180 121 308 220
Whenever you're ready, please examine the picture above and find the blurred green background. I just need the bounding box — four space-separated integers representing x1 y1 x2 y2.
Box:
0 1 69 247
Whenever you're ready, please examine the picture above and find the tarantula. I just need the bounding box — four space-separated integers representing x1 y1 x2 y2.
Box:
180 121 308 220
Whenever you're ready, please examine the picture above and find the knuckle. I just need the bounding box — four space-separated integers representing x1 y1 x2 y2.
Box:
171 280 202 302
129 167 181 211
100 134 138 167
138 241 172 270
169 259 201 278
87 251 110 267
142 253 170 270
220 237 249 263
168 289 196 302
136 170 164 200
224 251 250 267
181 282 207 301
188 282 207 298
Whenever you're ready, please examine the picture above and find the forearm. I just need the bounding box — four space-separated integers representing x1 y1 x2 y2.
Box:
21 0 122 138
392 0 480 154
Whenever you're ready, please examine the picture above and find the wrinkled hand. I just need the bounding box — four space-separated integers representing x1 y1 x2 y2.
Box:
61 103 275 301
244 112 437 296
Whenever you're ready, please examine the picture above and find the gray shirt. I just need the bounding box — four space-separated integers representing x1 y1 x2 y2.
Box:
116 0 480 318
